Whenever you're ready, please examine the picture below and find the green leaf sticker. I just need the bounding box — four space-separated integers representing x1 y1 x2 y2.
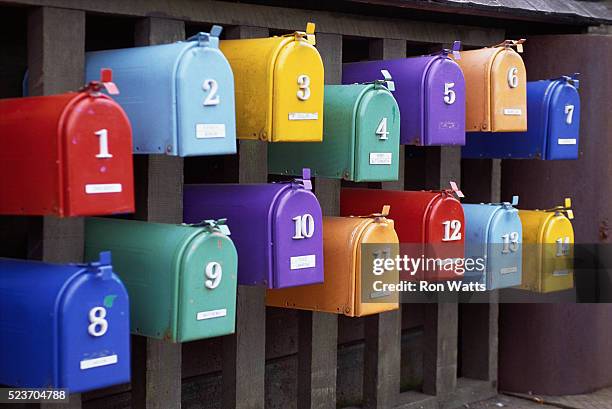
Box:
103 294 117 308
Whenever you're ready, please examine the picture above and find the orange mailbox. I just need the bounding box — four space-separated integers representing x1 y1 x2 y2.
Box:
267 207 399 317
454 40 527 132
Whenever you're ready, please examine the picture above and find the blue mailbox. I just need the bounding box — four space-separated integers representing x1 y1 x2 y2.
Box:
462 197 522 290
85 25 236 157
463 74 580 160
0 252 130 393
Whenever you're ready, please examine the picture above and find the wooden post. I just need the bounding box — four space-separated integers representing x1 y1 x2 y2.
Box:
26 6 85 409
361 38 406 409
296 31 341 409
131 17 185 409
221 25 268 409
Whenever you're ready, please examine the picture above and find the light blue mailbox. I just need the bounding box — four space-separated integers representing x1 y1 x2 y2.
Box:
463 74 580 160
0 252 130 392
462 197 522 290
85 26 236 157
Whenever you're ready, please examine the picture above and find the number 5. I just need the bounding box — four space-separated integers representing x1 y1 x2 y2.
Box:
444 82 456 105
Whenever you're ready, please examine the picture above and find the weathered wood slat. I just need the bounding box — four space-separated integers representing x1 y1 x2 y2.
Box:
131 17 185 409
0 0 503 46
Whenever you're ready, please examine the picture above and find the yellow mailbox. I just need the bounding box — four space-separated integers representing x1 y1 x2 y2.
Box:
266 207 399 317
220 23 324 142
519 198 575 293
454 40 527 132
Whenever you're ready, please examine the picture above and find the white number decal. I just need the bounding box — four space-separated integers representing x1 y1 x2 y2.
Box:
94 129 113 159
501 232 520 253
202 79 220 106
508 67 519 88
376 117 389 140
442 220 462 241
292 214 315 239
88 306 108 337
556 236 571 256
565 104 575 125
297 74 311 101
205 262 223 289
444 82 456 105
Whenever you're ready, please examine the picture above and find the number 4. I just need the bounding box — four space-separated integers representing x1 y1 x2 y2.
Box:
376 118 389 140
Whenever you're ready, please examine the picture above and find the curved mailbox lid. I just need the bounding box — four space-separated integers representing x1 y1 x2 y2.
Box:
177 220 238 342
489 46 527 132
86 26 235 156
545 77 580 159
354 83 400 181
176 29 236 157
423 57 465 145
61 91 134 216
0 253 130 392
462 203 496 284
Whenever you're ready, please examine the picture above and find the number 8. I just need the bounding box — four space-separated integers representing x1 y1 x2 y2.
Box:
88 306 108 337
297 74 311 101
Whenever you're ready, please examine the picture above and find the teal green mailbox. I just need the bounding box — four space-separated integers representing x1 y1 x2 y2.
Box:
268 80 400 182
85 218 237 342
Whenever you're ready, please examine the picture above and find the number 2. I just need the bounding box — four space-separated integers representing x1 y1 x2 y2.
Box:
202 79 220 106
297 74 311 101
376 118 389 140
293 214 315 239
205 262 222 289
565 105 575 125
444 82 456 105
442 220 462 241
88 306 108 337
94 129 113 159
508 67 519 88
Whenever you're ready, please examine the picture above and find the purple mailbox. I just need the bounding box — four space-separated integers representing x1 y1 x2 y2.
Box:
342 42 465 146
184 169 323 289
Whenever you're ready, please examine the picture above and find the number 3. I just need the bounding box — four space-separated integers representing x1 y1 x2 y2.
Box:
444 82 456 105
297 74 311 101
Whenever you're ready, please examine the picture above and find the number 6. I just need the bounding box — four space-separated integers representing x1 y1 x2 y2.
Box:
508 67 519 88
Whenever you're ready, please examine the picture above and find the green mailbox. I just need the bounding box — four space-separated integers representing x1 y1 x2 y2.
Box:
268 81 400 182
84 217 237 343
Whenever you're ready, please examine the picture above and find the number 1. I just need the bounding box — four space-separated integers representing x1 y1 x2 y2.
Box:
94 129 113 159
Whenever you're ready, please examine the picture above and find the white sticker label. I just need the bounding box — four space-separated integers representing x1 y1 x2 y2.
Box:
552 270 570 277
288 112 319 121
196 123 226 139
85 184 122 194
290 254 316 270
369 153 392 165
370 291 392 299
197 309 227 321
80 354 118 370
503 108 522 116
558 138 577 145
500 266 518 275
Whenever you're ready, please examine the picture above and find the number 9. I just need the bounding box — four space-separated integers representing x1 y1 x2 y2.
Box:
205 262 222 289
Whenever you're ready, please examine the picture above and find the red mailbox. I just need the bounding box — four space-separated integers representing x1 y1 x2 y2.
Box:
340 184 465 281
0 70 134 217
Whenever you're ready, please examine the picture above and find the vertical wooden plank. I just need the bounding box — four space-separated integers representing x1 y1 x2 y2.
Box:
221 25 268 409
131 17 185 409
296 31 340 409
27 7 85 409
362 38 405 409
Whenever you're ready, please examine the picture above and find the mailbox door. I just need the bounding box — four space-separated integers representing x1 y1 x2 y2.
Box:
355 220 399 317
540 214 574 292
62 94 134 216
423 58 465 145
545 81 580 160
177 231 237 342
354 86 400 181
271 188 324 288
58 272 130 392
486 208 522 289
176 45 237 156
272 39 324 142
462 204 491 284
425 195 465 281
490 49 527 132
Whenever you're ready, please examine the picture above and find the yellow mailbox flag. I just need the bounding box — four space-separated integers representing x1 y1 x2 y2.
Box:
221 22 324 142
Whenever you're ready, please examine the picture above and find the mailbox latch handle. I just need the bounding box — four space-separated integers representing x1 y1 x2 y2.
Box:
546 197 574 220
495 39 526 53
187 25 223 47
81 68 119 96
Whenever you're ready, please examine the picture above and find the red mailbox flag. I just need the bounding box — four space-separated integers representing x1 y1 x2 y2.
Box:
0 69 134 217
